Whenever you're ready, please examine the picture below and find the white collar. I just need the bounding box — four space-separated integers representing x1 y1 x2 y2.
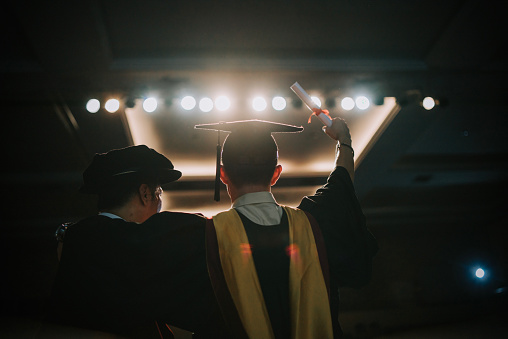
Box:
233 191 277 208
98 212 125 221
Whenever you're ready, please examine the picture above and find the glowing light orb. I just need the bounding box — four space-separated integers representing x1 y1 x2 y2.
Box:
422 97 435 110
86 99 100 113
143 97 158 113
252 97 267 111
311 96 322 108
105 98 120 113
475 268 485 279
215 96 231 111
181 96 196 110
355 96 370 110
199 97 214 112
272 96 287 111
341 97 355 111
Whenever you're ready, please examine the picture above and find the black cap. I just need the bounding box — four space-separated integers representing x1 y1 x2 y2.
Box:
194 119 303 201
80 145 182 194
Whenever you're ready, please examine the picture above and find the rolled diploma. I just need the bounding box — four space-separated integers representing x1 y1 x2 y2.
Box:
290 82 332 127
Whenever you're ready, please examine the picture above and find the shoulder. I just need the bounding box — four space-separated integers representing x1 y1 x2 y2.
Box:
66 215 114 233
147 211 207 225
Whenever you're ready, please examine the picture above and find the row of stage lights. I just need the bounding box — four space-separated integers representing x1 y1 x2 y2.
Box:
86 94 439 114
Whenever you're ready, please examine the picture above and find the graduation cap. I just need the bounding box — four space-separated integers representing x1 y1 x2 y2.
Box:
194 119 303 201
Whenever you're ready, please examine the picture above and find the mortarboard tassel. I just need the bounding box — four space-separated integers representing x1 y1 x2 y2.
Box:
214 127 222 201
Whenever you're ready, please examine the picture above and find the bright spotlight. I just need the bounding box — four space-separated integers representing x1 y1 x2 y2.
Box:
252 97 267 112
355 96 370 110
199 97 214 112
215 96 231 111
475 268 485 279
143 97 158 113
105 98 120 113
311 96 322 108
86 99 100 113
422 96 436 110
181 96 196 110
341 97 355 111
272 96 287 111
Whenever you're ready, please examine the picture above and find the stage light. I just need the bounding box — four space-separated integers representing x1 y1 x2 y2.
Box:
475 268 485 279
311 96 321 108
181 96 196 110
199 97 213 112
355 96 370 110
143 97 158 113
341 97 355 111
105 98 120 113
86 99 100 113
252 97 267 111
422 96 435 110
215 96 231 111
272 96 287 111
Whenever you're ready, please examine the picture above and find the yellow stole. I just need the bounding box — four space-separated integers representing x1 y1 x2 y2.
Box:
211 206 333 339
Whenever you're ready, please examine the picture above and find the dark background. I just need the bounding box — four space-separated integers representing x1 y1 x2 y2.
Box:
1 0 507 337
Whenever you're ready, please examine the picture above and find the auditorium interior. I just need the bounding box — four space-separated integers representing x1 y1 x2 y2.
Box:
2 1 507 337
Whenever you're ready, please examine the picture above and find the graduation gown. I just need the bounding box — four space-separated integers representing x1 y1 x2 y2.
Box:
46 165 377 338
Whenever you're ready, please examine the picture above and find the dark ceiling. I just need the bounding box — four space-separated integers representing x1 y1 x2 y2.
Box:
2 0 508 337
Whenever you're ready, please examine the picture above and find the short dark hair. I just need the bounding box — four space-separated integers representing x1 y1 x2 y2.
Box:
221 133 278 188
222 164 276 188
96 172 160 211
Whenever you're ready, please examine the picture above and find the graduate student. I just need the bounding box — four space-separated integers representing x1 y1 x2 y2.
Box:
194 118 378 338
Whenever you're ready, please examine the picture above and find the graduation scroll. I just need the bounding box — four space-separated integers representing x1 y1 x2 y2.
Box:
290 82 333 127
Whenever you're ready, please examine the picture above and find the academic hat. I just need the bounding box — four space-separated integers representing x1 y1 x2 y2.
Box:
194 119 303 201
80 145 182 194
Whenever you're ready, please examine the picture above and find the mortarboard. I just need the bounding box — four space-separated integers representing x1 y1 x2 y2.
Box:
194 119 303 201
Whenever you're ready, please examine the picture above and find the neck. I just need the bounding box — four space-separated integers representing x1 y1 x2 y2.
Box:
228 184 271 202
101 202 149 223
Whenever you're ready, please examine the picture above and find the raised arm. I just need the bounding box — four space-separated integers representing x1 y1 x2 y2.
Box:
322 117 354 182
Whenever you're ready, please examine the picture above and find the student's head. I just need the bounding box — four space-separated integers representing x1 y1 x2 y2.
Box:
221 131 279 188
80 145 181 214
194 120 303 201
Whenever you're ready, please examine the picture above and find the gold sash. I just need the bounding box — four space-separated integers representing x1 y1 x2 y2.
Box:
212 206 333 339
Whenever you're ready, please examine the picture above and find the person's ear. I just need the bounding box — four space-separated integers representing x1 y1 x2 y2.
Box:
219 165 230 185
138 183 151 205
270 165 283 186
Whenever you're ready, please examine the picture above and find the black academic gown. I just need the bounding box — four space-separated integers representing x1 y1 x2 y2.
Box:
297 166 378 337
46 212 229 338
46 165 376 338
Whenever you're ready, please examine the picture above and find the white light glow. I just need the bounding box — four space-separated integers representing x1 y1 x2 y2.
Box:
252 97 267 111
199 97 214 112
272 96 287 111
311 96 322 108
181 96 196 110
356 96 370 110
143 97 158 113
341 97 355 111
475 268 485 279
215 96 231 111
105 98 120 113
86 99 100 113
422 97 435 110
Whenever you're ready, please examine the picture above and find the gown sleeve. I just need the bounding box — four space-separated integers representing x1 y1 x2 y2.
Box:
298 166 378 287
